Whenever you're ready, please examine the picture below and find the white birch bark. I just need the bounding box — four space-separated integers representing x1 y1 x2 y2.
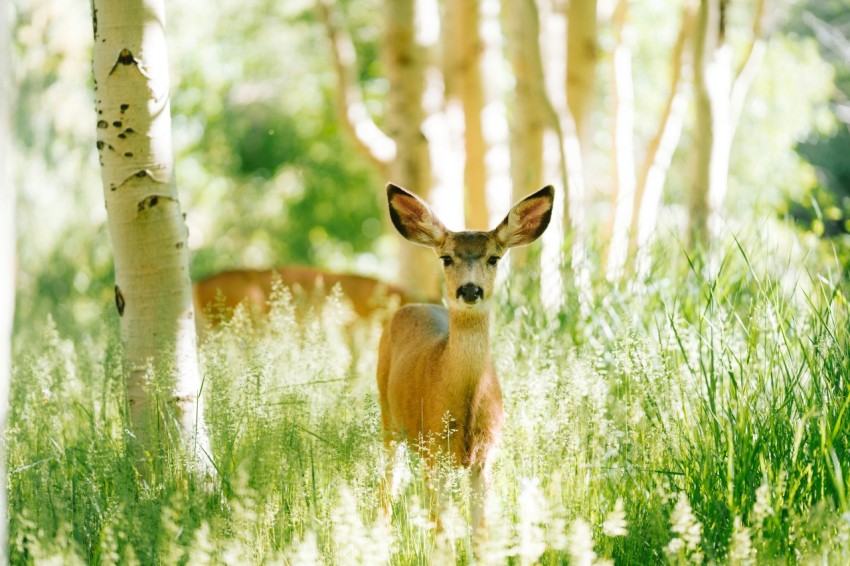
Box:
604 0 636 281
689 0 766 252
505 0 588 314
92 0 210 473
383 0 441 301
631 3 693 283
0 0 14 557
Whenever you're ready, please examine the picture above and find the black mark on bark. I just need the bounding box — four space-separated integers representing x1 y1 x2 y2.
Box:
117 49 135 65
97 120 108 129
124 152 134 157
109 49 146 76
120 103 129 113
137 195 174 212
113 121 122 128
115 285 125 316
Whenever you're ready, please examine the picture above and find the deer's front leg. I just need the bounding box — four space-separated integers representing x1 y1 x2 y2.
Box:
470 461 491 539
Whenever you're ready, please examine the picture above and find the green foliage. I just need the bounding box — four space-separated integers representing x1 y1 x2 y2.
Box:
7 0 850 561
786 127 850 241
780 0 850 251
7 242 850 564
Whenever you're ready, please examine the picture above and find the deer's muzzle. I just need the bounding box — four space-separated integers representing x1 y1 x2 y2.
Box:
457 283 484 304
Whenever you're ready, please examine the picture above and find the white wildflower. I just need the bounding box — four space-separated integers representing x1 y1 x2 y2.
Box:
406 495 436 531
433 503 467 565
515 478 547 564
389 441 413 497
752 481 774 528
664 492 703 564
477 491 511 565
331 485 391 565
728 516 755 565
602 498 629 537
567 518 597 566
285 531 323 566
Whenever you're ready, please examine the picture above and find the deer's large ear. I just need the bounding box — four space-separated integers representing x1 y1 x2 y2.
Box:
493 185 554 248
387 184 448 248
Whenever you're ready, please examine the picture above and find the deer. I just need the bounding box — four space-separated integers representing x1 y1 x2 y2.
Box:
377 182 554 535
192 266 412 336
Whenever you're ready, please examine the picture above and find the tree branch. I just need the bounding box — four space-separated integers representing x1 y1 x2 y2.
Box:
730 0 766 125
315 0 395 175
629 2 693 270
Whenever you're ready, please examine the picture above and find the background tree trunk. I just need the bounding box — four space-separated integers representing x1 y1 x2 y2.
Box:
0 0 14 556
630 3 693 282
689 0 766 252
566 0 598 170
383 0 441 300
444 0 489 230
689 0 728 250
92 0 210 473
504 0 547 270
604 0 636 281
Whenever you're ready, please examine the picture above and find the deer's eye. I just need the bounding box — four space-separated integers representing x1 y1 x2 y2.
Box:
440 256 453 267
487 256 501 266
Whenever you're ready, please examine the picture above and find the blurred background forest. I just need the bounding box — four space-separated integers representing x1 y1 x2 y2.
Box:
5 0 850 562
8 0 850 338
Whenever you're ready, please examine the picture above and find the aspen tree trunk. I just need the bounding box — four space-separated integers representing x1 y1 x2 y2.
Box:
690 0 728 249
604 0 636 281
630 3 692 282
566 0 598 166
92 0 210 473
444 0 489 230
503 0 547 270
383 0 441 301
689 0 765 251
0 1 14 557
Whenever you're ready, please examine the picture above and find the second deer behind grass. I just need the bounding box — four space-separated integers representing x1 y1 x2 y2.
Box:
377 182 554 534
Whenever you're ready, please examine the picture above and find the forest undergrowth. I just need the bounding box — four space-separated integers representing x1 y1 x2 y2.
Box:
5 237 850 564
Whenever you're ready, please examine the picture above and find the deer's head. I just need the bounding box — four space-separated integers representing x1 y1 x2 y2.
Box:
387 184 554 309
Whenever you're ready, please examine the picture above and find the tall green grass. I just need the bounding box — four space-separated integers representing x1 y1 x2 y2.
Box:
5 240 849 564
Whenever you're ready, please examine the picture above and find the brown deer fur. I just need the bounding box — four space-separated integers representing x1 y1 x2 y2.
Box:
377 183 554 531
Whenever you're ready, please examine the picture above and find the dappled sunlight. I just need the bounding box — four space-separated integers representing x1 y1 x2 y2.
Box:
7 243 849 562
5 0 850 562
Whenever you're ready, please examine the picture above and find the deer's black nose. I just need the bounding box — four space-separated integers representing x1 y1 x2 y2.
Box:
457 283 484 303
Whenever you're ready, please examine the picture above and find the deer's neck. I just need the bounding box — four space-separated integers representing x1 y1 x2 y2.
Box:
444 307 492 380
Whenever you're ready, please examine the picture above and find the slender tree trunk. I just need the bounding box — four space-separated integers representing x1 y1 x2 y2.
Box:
503 0 547 270
604 0 636 281
689 0 765 252
690 0 726 249
0 0 14 557
92 0 210 473
566 0 598 167
444 0 489 230
630 2 692 282
383 0 441 300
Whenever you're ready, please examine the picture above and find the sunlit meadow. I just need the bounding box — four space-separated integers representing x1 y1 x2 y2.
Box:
5 231 850 564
